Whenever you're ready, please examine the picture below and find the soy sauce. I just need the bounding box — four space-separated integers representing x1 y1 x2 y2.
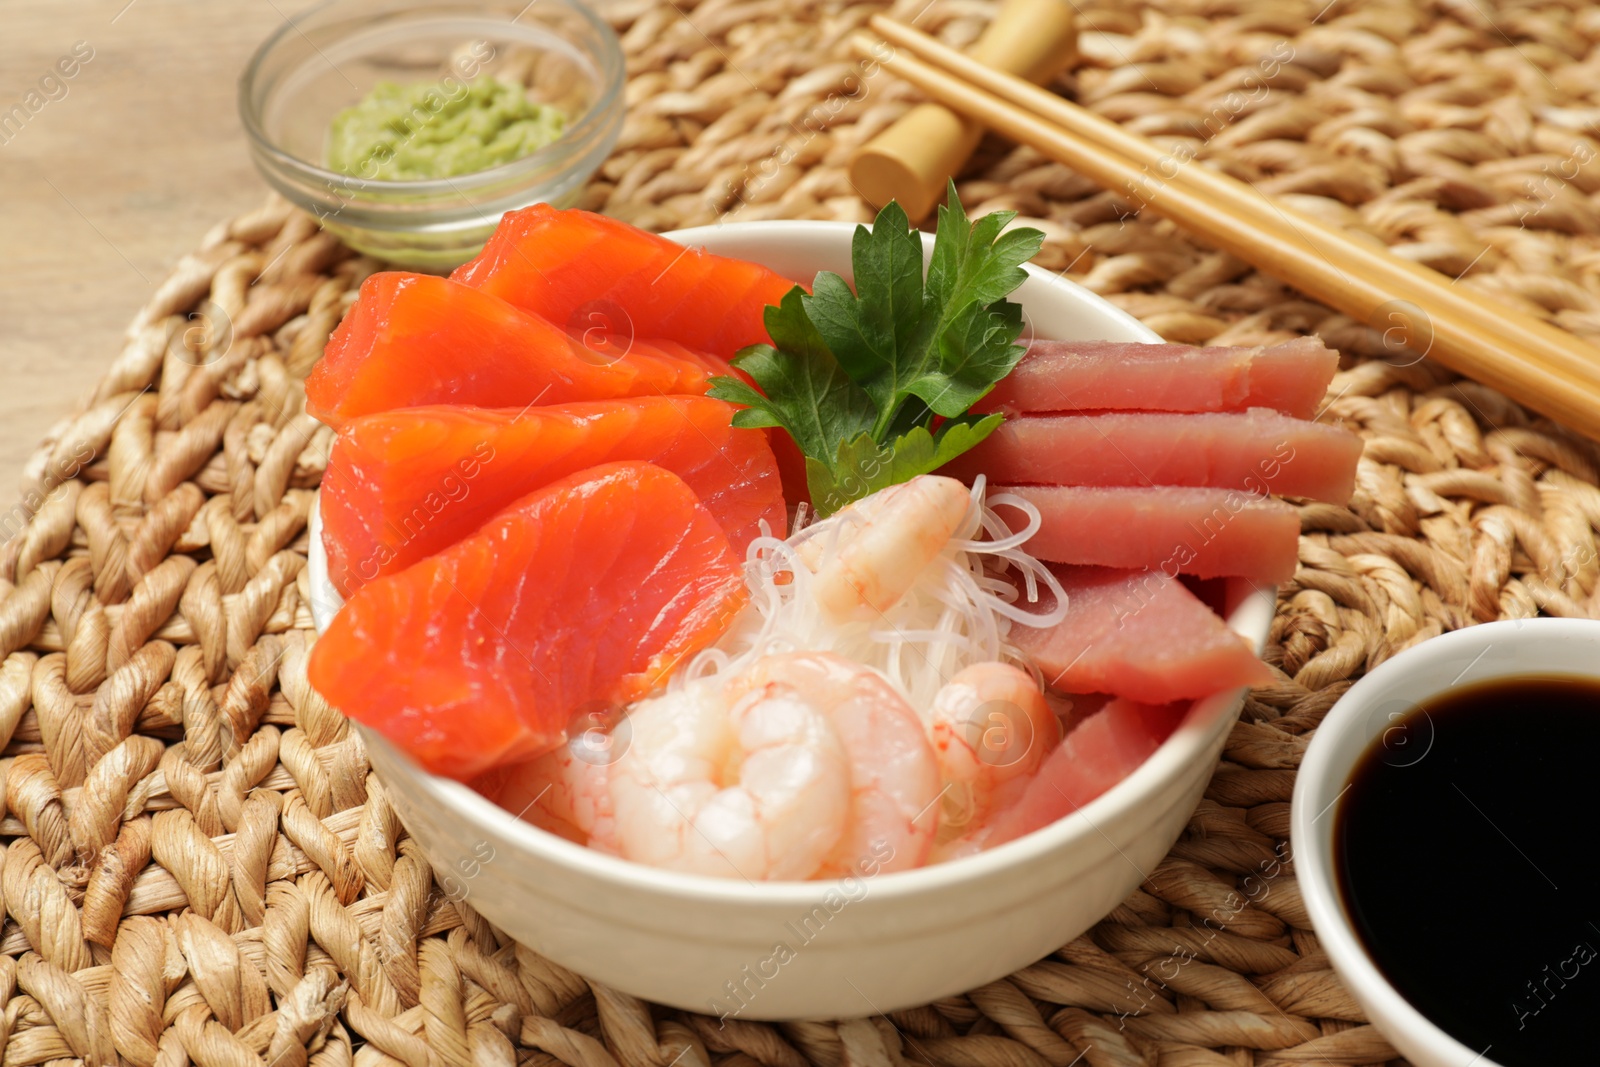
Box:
1335 676 1600 1065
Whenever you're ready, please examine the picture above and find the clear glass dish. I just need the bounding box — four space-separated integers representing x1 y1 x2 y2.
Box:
239 0 624 269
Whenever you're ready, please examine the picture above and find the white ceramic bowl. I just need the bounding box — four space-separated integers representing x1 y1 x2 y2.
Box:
306 220 1277 1019
1293 618 1600 1067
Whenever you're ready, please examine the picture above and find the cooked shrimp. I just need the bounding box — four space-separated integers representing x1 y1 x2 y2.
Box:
928 662 1061 832
607 677 851 879
472 740 620 852
797 475 971 622
727 652 941 876
934 695 1182 863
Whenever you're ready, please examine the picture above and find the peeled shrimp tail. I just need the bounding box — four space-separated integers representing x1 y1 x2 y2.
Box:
797 475 972 622
934 697 1188 862
929 662 1061 833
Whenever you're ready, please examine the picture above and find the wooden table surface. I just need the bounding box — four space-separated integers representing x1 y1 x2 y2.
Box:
0 0 299 494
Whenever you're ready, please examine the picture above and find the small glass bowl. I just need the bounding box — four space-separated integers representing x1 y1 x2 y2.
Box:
240 0 624 269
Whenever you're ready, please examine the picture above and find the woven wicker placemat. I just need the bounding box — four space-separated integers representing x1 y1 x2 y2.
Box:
7 0 1600 1064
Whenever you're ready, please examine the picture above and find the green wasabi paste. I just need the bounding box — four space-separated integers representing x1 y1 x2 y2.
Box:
327 76 566 181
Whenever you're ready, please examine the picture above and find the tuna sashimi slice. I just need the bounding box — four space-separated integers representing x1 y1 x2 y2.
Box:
940 698 1189 857
452 203 797 360
996 485 1300 583
305 273 715 429
308 462 748 781
1013 566 1271 703
1246 337 1341 417
978 336 1338 419
947 408 1363 504
321 397 785 595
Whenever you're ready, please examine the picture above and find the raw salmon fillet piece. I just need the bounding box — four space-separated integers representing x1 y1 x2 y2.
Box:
452 203 798 360
972 698 1190 851
305 272 715 428
978 336 1338 418
947 408 1363 504
321 397 785 594
996 485 1300 583
1012 566 1272 703
308 462 748 781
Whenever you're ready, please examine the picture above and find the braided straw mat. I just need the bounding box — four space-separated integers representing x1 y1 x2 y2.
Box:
8 0 1600 1063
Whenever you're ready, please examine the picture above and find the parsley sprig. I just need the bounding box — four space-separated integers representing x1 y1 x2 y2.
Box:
708 186 1044 515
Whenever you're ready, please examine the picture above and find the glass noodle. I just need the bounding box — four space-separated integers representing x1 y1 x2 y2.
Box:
674 477 1069 712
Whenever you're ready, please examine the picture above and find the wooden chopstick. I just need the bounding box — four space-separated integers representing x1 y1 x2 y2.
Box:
859 18 1600 391
865 17 1546 357
866 18 1517 336
853 19 1600 442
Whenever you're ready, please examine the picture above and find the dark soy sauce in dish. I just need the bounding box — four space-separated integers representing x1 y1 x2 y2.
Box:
1335 675 1600 1066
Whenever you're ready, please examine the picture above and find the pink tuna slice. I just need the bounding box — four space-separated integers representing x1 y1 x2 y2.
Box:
995 485 1300 584
1012 565 1272 703
1245 337 1341 418
978 336 1338 419
947 408 1364 504
938 698 1189 858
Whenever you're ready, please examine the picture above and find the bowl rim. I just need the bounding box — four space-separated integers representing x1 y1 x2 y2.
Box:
237 0 627 193
307 215 1277 906
1291 617 1600 1067
664 218 1160 345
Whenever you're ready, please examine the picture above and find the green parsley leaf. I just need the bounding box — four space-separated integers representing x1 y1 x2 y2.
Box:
710 184 1043 516
909 299 1026 417
707 287 876 461
926 197 1042 313
806 415 1004 516
803 201 934 431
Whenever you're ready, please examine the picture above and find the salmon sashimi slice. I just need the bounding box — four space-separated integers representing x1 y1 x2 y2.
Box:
996 485 1301 583
451 203 797 359
947 408 1364 504
978 336 1339 418
962 698 1190 853
1011 566 1272 703
308 462 748 781
305 272 715 429
320 397 786 595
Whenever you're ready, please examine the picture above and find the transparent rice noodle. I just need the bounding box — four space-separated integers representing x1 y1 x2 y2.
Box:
674 476 1068 712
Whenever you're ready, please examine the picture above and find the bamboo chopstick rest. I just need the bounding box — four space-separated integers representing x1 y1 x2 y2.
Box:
849 0 1076 221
